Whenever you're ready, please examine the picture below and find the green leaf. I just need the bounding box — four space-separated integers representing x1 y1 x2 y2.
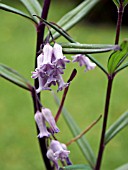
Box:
61 164 92 170
0 64 32 91
61 43 119 50
53 94 96 168
115 62 128 73
0 3 37 24
107 40 128 74
62 43 119 54
29 0 42 16
36 18 75 43
19 0 39 22
115 163 128 170
50 0 100 41
113 0 120 7
113 0 128 7
105 111 128 145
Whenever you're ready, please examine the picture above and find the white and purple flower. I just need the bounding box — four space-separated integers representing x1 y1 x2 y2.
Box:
31 43 70 93
47 140 71 170
72 54 96 72
34 108 59 138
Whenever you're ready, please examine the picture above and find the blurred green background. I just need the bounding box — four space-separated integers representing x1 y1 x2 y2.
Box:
0 0 128 170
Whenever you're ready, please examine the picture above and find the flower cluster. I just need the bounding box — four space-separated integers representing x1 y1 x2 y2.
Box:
34 108 59 138
32 43 70 93
47 140 71 170
32 43 96 169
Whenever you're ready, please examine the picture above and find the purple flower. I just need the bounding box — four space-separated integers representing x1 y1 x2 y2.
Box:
34 111 50 138
31 43 70 93
46 149 59 170
72 54 96 72
42 108 60 134
50 140 70 161
47 140 70 169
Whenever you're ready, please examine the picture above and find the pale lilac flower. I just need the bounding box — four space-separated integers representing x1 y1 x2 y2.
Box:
42 108 59 133
34 111 50 138
46 148 59 170
31 43 70 92
46 140 70 169
50 140 70 161
72 54 96 72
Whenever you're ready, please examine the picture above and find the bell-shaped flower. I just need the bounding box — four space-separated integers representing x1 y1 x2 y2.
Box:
34 111 50 138
72 54 96 72
31 43 70 93
47 148 59 170
50 140 70 161
56 74 69 91
42 108 60 134
53 43 70 68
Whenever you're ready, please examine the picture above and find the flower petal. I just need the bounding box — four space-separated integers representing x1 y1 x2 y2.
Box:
34 111 50 138
42 108 60 133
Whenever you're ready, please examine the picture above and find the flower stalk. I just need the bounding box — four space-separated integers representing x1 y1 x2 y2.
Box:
95 75 114 170
115 0 124 45
33 0 52 169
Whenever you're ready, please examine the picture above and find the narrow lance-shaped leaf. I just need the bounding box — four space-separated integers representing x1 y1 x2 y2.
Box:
0 64 32 91
29 0 42 16
105 111 128 145
62 45 119 54
61 43 120 50
19 0 39 23
115 163 128 170
53 93 96 168
49 0 100 41
107 40 128 74
34 17 75 43
0 3 37 24
113 0 128 8
61 164 92 170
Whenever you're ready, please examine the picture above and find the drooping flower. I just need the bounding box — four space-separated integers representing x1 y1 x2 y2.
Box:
42 108 60 133
34 111 50 138
72 54 96 72
47 140 71 170
31 43 69 93
50 140 70 161
47 148 59 170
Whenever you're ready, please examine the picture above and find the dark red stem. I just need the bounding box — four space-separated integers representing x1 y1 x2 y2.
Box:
95 75 114 170
33 0 52 169
115 1 124 45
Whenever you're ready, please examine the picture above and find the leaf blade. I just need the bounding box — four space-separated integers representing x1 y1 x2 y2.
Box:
19 0 39 22
0 3 37 24
107 40 128 74
50 0 100 40
115 163 128 170
105 111 128 144
0 64 32 91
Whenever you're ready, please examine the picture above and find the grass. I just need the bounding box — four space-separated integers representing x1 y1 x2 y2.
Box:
0 1 128 170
